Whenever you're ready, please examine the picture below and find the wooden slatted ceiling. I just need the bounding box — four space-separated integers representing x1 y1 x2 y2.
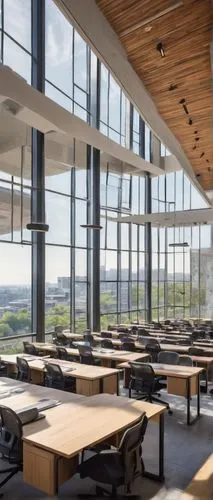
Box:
96 0 213 191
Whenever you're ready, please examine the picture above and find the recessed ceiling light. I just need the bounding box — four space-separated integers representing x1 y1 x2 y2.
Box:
168 84 177 91
192 145 197 150
145 25 152 32
195 137 200 141
188 118 193 125
179 98 185 104
156 42 165 57
200 152 205 158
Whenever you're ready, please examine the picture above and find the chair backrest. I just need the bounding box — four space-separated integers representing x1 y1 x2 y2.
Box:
131 326 138 334
120 335 132 342
0 405 23 464
117 327 129 334
23 342 37 355
188 347 205 356
16 357 30 382
56 346 68 360
100 331 112 339
45 362 65 388
122 342 135 352
56 332 68 346
55 325 64 334
129 362 155 394
101 339 113 349
138 328 150 336
179 355 193 366
118 412 148 488
158 350 179 365
145 340 161 362
78 344 94 365
84 333 95 346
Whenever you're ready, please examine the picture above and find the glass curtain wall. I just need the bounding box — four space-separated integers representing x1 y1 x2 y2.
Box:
151 163 210 320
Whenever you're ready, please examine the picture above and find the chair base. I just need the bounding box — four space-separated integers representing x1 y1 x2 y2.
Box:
0 465 20 497
130 390 172 414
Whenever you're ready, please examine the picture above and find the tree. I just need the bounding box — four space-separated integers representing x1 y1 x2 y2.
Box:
0 309 31 334
0 323 13 336
45 304 70 330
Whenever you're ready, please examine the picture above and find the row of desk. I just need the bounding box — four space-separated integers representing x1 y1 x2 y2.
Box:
1 349 204 425
0 377 165 495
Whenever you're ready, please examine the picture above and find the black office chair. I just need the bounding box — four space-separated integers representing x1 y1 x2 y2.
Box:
119 334 132 342
16 357 31 383
129 362 172 414
158 351 179 365
56 346 69 360
131 326 138 334
44 362 75 391
0 358 8 378
188 347 205 356
78 345 100 366
23 342 37 355
122 342 135 352
101 339 113 349
0 406 23 494
101 331 112 339
55 332 69 346
84 334 95 347
179 355 193 366
145 340 161 362
138 328 150 337
78 413 148 497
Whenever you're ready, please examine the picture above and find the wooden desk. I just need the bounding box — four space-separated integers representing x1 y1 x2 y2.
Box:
181 454 213 499
1 355 120 397
22 393 166 494
118 361 203 426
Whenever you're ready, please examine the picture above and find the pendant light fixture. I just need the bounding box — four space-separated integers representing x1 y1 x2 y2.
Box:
80 224 103 230
168 204 189 248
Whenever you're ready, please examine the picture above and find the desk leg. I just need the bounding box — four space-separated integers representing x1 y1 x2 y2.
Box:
205 369 208 393
117 372 119 396
187 374 201 426
143 413 164 482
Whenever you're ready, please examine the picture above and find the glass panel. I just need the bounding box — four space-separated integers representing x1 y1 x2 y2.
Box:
139 253 145 280
0 243 31 336
75 249 87 281
45 0 73 96
121 252 129 280
138 283 145 309
100 64 108 125
132 252 137 279
4 0 31 51
107 218 117 249
120 282 129 312
45 82 72 111
4 35 31 83
175 171 183 211
75 283 87 332
121 223 129 250
75 199 87 247
74 30 87 91
132 224 137 251
45 246 70 330
108 75 121 132
46 192 70 245
100 282 117 314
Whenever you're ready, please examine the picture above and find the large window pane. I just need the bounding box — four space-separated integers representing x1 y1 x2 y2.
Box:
45 246 70 330
4 35 31 83
46 0 73 96
4 0 31 51
0 243 31 336
75 249 87 281
46 192 70 245
100 282 117 314
74 30 87 91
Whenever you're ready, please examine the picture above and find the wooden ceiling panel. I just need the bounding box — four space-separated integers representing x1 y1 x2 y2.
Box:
96 0 213 191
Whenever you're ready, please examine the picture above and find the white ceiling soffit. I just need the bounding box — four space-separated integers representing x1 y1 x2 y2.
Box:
55 0 211 206
112 209 213 227
0 66 162 177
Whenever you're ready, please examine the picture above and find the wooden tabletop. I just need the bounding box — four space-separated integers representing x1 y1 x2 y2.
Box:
22 393 166 458
66 347 149 363
117 361 203 378
0 377 83 410
1 355 120 380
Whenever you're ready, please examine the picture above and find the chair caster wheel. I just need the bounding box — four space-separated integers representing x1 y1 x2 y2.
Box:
168 409 173 415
